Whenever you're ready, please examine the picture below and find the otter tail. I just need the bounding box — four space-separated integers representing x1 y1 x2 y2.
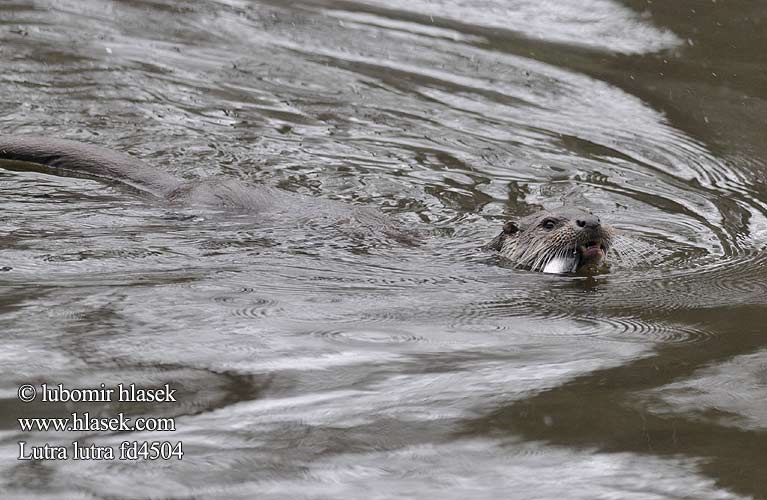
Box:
0 135 182 198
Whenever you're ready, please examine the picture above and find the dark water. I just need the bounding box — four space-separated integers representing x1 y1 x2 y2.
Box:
1 0 766 498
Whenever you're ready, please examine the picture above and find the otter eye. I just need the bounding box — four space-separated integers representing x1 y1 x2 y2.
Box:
542 219 556 230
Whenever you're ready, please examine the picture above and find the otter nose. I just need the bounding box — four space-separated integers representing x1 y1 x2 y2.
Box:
576 215 600 229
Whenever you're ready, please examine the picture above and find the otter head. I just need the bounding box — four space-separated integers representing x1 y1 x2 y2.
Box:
488 207 614 274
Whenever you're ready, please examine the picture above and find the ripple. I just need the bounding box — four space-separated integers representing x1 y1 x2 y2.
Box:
310 329 428 345
607 233 663 270
449 293 713 345
225 297 283 320
590 247 767 312
651 251 767 307
584 316 715 345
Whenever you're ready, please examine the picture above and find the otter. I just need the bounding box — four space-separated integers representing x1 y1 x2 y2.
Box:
486 207 614 274
1 136 611 266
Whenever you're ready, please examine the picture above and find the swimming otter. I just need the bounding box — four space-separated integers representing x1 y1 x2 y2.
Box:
486 207 614 274
1 136 610 262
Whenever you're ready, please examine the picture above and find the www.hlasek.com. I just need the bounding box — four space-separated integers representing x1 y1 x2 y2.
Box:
16 383 183 461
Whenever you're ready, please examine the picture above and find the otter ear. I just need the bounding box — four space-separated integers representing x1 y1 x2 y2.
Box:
484 220 518 252
503 221 519 235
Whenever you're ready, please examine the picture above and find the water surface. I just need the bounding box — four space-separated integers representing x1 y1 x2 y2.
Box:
1 0 767 498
